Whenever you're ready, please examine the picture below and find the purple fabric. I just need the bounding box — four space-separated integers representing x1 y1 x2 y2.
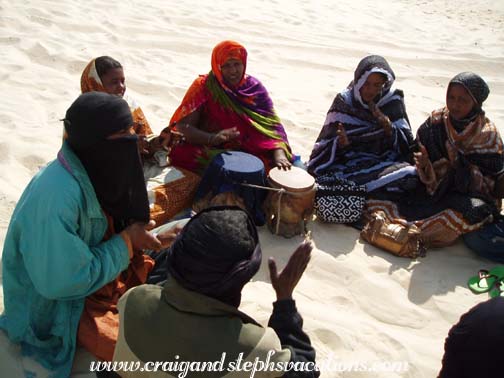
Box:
57 150 73 175
231 75 275 117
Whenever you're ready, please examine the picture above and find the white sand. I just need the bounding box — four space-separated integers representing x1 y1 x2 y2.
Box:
1 0 503 376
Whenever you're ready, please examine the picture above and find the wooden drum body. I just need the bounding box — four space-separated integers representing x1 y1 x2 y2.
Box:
264 167 316 238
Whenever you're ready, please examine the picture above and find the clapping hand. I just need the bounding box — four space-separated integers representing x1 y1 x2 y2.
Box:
368 100 392 136
210 127 240 146
268 240 313 301
413 143 430 170
414 143 436 185
336 122 350 147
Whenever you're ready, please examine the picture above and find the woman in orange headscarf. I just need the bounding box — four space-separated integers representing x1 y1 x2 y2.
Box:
81 56 153 136
80 56 160 160
166 40 292 174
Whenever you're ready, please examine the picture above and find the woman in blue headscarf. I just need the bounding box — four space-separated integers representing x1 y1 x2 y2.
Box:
308 55 416 195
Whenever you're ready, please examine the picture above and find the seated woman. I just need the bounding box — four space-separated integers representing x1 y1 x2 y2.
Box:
80 56 156 158
367 72 503 248
308 55 416 195
0 93 181 376
80 56 200 225
166 40 292 174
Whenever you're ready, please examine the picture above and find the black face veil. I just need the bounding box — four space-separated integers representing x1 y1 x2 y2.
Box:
64 91 149 231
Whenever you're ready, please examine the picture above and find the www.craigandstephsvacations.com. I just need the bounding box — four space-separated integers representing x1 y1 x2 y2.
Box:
90 351 409 377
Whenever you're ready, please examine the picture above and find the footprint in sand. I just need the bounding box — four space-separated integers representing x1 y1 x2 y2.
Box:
0 142 9 158
313 328 344 348
29 15 52 27
0 36 21 45
329 295 354 308
372 331 408 359
66 60 86 75
27 42 55 65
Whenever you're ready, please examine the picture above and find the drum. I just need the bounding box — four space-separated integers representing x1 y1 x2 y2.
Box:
264 166 316 238
192 151 267 225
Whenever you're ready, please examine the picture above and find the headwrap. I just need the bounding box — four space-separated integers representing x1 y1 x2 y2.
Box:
64 92 149 231
81 58 107 93
168 40 291 169
206 40 276 115
352 55 395 107
80 57 153 137
211 40 248 89
65 91 132 149
166 206 261 307
439 297 504 377
446 72 490 131
308 55 414 178
448 72 490 109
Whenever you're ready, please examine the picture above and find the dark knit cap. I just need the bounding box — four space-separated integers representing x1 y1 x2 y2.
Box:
449 72 490 108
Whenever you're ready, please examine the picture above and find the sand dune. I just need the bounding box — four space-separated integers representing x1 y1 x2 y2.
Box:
1 0 503 376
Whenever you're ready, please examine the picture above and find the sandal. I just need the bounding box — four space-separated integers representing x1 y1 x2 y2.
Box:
489 277 504 298
468 266 504 294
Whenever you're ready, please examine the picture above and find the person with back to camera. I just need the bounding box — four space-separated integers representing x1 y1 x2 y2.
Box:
438 297 504 377
113 206 320 378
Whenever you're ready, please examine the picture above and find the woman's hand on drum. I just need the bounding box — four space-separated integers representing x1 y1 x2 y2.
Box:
268 240 313 301
209 127 240 146
273 149 292 170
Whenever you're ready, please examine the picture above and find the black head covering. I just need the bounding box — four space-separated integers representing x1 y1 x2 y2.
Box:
439 297 504 378
354 55 396 84
447 72 489 130
449 72 490 109
166 206 261 307
65 91 133 149
352 55 395 106
64 92 149 231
